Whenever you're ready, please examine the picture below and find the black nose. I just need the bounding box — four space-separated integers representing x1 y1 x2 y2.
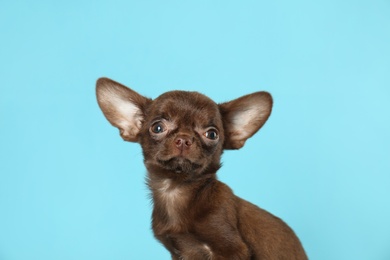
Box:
175 135 193 150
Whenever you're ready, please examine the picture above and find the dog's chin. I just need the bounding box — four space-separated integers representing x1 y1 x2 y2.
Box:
157 157 203 174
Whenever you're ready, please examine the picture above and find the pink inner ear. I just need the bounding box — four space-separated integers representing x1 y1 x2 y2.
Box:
229 105 271 139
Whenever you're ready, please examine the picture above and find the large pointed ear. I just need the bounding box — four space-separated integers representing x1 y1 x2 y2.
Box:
219 92 272 149
96 77 152 142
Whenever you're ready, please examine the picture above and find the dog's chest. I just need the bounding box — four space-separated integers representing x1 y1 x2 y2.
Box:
154 179 189 225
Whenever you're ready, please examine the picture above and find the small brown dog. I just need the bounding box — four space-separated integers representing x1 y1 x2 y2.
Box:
96 78 307 260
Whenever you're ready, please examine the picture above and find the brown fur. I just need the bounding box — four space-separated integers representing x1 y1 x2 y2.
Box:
96 77 307 260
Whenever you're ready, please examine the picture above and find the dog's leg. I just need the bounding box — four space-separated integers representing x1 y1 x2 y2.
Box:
168 233 214 260
168 232 250 260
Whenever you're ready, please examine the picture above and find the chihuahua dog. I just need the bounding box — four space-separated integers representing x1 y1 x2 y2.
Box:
96 77 307 260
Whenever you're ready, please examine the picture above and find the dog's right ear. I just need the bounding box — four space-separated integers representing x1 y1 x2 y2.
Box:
96 77 151 142
219 92 272 149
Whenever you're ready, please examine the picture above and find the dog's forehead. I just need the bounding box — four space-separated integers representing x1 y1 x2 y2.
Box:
150 91 220 120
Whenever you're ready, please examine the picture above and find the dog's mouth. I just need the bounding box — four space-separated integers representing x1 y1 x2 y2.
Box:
157 157 202 174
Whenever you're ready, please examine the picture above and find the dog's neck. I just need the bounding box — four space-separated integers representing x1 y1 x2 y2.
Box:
146 167 217 195
147 167 217 231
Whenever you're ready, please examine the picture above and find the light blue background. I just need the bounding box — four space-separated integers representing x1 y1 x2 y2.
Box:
1 1 389 259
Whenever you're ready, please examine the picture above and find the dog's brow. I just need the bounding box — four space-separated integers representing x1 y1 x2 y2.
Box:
204 120 218 129
151 113 170 122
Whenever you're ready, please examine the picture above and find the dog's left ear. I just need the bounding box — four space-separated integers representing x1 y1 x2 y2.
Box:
96 77 151 142
219 92 273 149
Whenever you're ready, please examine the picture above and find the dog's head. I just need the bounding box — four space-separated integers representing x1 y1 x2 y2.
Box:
96 78 272 179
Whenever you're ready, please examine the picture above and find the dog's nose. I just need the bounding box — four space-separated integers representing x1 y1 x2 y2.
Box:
175 135 193 150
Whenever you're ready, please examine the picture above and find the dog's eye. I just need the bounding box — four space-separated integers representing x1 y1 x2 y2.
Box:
204 129 218 140
150 122 166 134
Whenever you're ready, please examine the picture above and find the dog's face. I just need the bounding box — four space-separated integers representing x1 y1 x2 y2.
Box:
96 78 272 179
138 91 225 177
